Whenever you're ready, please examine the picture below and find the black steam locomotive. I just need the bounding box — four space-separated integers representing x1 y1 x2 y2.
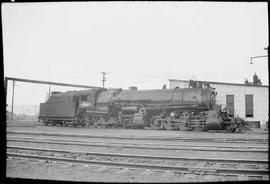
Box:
38 86 241 132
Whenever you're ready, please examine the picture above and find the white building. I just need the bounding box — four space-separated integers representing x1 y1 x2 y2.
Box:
169 79 269 128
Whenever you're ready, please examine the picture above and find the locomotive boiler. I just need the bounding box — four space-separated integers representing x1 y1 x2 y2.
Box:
39 86 240 131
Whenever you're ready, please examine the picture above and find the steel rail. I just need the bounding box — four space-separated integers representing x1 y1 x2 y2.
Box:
7 145 268 164
7 131 269 143
7 152 269 176
7 124 37 127
7 125 36 127
7 138 269 153
7 135 268 149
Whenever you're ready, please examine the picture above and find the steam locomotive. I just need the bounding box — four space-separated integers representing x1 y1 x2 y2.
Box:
39 86 241 132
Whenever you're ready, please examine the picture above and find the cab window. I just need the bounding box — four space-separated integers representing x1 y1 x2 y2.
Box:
80 95 88 101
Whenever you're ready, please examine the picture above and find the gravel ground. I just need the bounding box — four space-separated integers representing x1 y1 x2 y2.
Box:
7 158 252 182
7 148 268 171
6 120 269 182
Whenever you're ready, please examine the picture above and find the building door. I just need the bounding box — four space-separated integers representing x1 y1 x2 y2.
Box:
226 95 234 117
245 95 254 117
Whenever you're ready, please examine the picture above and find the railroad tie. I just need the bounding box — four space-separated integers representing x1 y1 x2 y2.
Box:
117 168 130 174
93 166 109 172
140 169 153 176
237 175 249 181
262 175 269 180
161 170 175 177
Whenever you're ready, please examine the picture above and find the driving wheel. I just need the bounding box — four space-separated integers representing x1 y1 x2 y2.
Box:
150 116 164 130
93 116 106 128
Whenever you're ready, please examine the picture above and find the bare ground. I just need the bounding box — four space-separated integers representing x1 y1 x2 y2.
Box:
6 120 269 182
7 158 246 183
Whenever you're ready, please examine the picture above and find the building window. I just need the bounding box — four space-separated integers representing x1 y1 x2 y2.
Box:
245 95 254 118
226 95 234 117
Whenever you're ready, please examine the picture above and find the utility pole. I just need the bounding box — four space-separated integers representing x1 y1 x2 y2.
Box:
11 81 15 120
49 85 51 96
46 85 51 100
35 105 37 119
101 72 107 88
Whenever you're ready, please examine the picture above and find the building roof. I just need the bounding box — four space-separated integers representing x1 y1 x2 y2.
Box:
168 79 269 88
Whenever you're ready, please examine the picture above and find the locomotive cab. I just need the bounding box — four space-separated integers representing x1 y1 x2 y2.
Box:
79 95 92 108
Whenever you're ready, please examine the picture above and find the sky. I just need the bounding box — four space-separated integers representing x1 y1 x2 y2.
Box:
2 2 268 113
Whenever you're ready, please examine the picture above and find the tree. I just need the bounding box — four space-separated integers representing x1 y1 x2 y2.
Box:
244 78 250 85
253 73 262 85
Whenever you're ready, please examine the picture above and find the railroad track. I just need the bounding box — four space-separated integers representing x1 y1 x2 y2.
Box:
7 135 268 149
7 137 269 153
7 130 269 144
7 145 269 177
7 124 38 127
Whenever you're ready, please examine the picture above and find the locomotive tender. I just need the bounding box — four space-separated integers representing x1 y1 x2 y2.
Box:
39 86 239 131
